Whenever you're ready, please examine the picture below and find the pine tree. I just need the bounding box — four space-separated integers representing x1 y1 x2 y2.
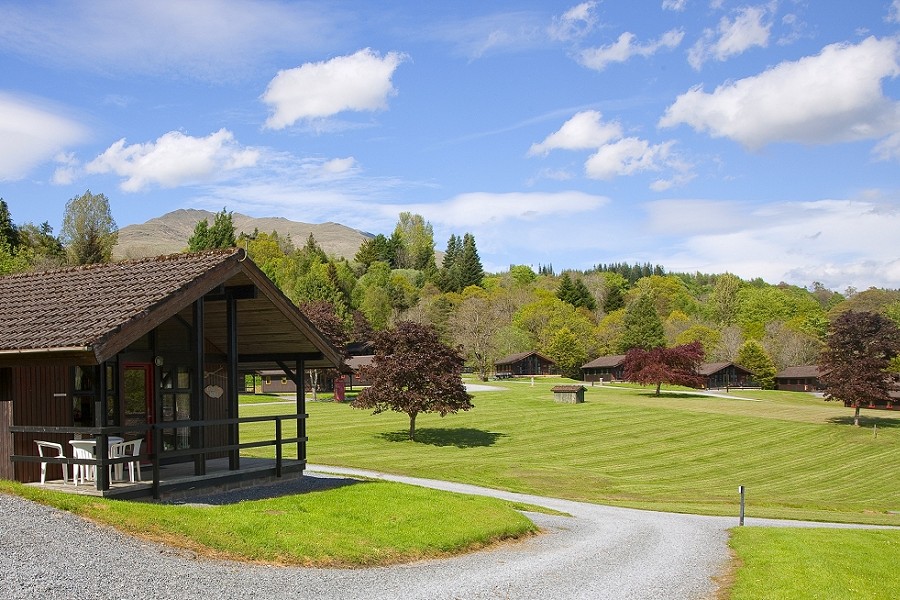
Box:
458 233 484 289
618 294 666 352
736 339 777 389
0 199 20 248
188 208 235 251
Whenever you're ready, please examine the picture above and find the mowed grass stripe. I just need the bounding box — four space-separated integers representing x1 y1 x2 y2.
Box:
240 381 900 524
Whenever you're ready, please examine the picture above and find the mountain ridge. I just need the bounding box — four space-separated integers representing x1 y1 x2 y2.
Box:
113 209 373 260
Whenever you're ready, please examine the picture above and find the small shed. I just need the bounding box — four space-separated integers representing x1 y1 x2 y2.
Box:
551 385 587 404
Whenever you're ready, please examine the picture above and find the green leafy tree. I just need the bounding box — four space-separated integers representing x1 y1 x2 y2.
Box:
820 311 900 426
675 325 722 357
736 339 777 389
0 199 20 248
451 293 502 381
618 294 666 352
188 208 235 251
709 273 742 325
60 190 118 265
352 321 473 440
602 272 628 313
352 261 393 330
355 233 399 270
546 326 588 379
623 341 706 396
393 212 437 272
18 221 64 269
509 264 537 286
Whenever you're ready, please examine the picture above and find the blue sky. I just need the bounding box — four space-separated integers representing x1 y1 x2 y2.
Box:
1 1 899 291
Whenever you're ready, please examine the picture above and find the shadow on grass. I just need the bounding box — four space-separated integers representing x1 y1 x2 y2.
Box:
378 428 506 448
170 474 364 505
636 391 706 399
827 415 900 429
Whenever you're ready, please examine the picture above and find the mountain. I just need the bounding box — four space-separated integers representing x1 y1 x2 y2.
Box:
113 209 373 261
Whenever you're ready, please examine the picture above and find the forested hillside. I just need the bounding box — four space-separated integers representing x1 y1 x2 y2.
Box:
3 200 899 380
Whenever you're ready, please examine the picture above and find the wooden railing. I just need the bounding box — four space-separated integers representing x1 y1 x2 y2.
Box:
10 412 306 498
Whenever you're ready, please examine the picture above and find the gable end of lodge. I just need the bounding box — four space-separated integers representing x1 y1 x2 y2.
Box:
0 248 344 499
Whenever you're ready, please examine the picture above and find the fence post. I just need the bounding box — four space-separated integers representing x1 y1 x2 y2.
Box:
275 418 282 478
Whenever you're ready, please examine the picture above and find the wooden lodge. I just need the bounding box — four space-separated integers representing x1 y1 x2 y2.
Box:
581 355 627 382
699 362 755 389
0 249 343 499
774 365 823 392
494 351 556 378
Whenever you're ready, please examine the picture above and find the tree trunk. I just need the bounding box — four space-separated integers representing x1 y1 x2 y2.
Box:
408 412 417 441
854 405 860 427
655 382 662 396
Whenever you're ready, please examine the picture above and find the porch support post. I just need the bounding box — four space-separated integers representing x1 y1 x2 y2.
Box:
192 298 206 476
95 364 109 491
226 291 239 470
296 358 306 465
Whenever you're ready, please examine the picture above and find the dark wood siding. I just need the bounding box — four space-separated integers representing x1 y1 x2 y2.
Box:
11 365 71 482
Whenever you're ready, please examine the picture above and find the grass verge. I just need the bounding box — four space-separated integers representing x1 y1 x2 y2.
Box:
727 527 900 599
0 479 536 567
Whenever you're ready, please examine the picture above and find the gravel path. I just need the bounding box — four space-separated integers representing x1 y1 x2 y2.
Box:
1 467 890 600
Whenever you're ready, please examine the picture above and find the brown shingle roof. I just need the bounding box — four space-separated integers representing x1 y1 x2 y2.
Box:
581 355 627 369
0 249 344 370
551 385 586 392
775 365 821 379
494 351 555 366
0 249 240 354
698 362 752 376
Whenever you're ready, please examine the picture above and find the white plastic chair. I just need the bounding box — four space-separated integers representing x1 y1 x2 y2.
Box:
109 439 143 482
69 439 97 486
35 441 68 484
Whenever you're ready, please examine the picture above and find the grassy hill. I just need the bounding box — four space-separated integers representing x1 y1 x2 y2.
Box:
113 208 372 260
241 379 900 526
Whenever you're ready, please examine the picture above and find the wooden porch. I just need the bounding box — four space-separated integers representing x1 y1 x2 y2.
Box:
24 456 305 501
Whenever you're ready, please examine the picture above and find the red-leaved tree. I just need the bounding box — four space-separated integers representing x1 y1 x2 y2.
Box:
820 311 900 426
352 321 473 440
623 341 706 396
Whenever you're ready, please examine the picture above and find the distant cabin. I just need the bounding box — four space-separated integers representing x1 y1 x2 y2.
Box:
581 355 627 382
494 351 556 378
699 362 755 389
551 385 586 404
774 366 823 392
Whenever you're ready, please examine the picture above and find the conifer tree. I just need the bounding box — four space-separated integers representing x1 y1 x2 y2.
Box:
736 339 777 389
618 294 666 352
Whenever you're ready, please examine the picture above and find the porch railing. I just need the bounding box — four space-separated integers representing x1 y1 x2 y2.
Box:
9 412 306 499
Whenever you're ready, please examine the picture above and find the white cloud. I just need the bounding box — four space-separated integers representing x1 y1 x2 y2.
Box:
873 132 900 161
52 152 80 185
0 93 87 181
430 12 546 59
530 111 693 188
528 111 622 155
579 29 684 71
320 157 358 176
662 0 688 11
548 2 598 41
661 36 900 149
400 191 608 228
889 1 900 24
262 49 407 130
645 196 900 290
86 129 260 192
0 0 339 81
688 5 771 69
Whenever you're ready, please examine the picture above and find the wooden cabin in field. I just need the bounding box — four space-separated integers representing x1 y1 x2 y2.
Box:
494 351 556 378
581 355 627 382
698 362 755 389
0 249 343 499
775 365 823 392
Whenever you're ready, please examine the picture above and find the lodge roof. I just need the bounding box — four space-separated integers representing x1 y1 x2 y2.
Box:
698 362 752 376
494 351 555 366
775 365 822 379
581 354 627 369
0 249 343 369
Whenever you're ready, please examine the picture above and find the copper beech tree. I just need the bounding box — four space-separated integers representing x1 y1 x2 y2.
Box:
352 321 473 440
820 310 900 426
623 341 706 396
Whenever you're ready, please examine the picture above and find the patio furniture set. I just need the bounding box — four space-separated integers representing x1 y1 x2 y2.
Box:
34 438 143 486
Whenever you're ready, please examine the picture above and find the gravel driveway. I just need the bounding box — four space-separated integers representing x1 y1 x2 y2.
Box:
1 466 883 600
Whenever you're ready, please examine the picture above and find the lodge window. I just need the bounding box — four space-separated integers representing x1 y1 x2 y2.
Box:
281 377 288 385
72 365 96 427
160 365 192 451
0 367 11 401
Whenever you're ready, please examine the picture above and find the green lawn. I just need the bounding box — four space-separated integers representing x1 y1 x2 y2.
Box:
241 379 900 525
0 478 535 567
728 527 900 599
